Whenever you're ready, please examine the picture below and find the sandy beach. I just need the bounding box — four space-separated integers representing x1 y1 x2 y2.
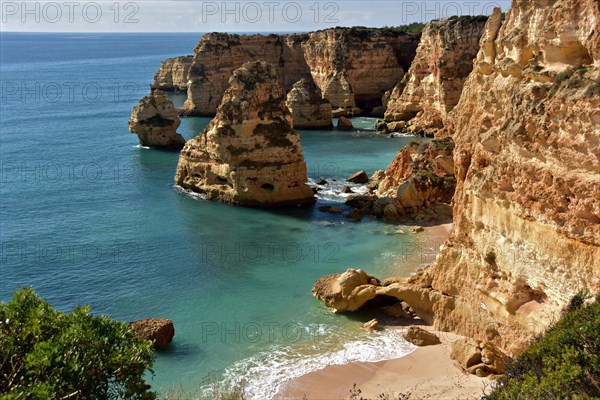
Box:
276 222 489 400
277 328 488 400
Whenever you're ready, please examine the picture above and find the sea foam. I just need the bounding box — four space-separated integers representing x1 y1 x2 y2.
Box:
220 328 416 400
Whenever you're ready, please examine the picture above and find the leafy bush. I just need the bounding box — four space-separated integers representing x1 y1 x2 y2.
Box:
485 295 600 399
0 288 156 399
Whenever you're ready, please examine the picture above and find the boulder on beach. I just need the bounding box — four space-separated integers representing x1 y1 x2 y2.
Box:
403 326 441 346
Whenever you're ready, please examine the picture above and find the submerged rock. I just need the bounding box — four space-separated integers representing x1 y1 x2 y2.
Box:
128 91 186 149
130 318 175 350
174 61 315 207
285 78 333 129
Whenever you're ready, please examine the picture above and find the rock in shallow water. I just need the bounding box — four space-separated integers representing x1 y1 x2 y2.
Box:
347 170 369 184
337 116 354 130
130 318 175 350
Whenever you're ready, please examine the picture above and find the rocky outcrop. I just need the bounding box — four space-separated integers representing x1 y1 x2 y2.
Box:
180 29 420 116
130 318 175 350
337 117 354 131
151 56 193 92
174 61 315 207
128 91 185 149
285 78 332 129
450 338 509 377
330 1 600 355
377 137 455 216
380 17 487 136
403 327 441 346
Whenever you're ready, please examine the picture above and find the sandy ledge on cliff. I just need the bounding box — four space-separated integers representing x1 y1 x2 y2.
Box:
278 328 486 400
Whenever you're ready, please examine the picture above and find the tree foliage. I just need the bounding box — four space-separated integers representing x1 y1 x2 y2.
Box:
0 288 156 399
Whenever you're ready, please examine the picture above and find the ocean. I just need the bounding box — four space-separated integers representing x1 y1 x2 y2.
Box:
0 32 427 398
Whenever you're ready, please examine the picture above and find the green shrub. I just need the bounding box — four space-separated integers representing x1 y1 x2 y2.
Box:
0 288 156 399
485 295 600 399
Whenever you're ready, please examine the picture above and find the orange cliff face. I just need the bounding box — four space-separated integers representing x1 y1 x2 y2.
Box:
157 29 420 116
382 16 487 136
411 2 599 353
314 1 599 355
150 56 193 92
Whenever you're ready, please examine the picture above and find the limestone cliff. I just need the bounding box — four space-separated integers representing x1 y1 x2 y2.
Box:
151 56 193 92
128 91 185 149
180 29 420 116
424 2 600 352
301 28 413 114
317 0 600 354
182 33 312 116
285 78 333 129
174 61 315 207
382 17 487 136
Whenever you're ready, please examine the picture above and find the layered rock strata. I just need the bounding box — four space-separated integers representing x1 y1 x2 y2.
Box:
128 91 185 149
285 78 333 129
170 29 420 116
318 0 600 354
174 61 315 207
151 56 193 92
381 16 487 136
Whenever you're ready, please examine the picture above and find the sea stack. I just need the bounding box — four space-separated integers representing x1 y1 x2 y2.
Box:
128 90 186 149
174 60 315 207
285 78 333 129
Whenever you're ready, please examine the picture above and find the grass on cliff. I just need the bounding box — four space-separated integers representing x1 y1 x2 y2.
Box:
485 292 600 400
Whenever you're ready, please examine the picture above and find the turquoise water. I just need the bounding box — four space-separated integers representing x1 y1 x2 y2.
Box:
0 33 425 397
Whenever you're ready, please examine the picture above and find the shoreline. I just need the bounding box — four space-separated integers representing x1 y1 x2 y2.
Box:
277 328 488 400
275 222 484 400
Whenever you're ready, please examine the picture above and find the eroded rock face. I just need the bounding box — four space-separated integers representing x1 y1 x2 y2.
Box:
182 33 312 116
423 1 600 353
302 28 413 114
377 137 456 216
174 61 315 207
151 56 193 92
285 78 332 129
366 2 600 354
130 318 175 350
181 29 420 116
382 17 487 136
128 91 185 149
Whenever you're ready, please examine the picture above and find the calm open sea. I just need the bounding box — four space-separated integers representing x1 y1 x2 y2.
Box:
0 32 425 398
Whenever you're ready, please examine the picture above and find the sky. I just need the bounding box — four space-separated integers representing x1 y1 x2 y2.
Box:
0 0 511 32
